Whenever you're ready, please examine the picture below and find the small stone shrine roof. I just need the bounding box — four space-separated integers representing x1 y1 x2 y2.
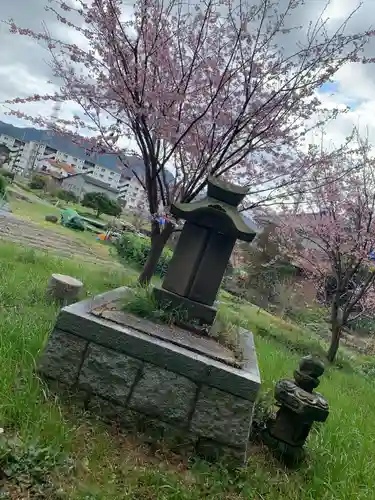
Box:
171 177 257 242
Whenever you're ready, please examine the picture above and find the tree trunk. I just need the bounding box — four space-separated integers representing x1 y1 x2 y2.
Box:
327 292 343 363
138 221 174 285
327 323 342 363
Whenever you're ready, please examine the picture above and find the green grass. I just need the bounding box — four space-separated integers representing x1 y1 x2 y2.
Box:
1 242 375 498
8 194 150 263
10 182 151 229
8 197 116 261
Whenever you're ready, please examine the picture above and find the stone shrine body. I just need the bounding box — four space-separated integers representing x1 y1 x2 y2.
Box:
154 176 256 326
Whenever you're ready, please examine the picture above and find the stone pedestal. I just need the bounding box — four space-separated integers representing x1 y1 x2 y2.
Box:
38 287 261 464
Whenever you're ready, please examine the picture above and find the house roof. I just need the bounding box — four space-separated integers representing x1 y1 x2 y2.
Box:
48 159 76 175
82 174 119 193
39 170 64 180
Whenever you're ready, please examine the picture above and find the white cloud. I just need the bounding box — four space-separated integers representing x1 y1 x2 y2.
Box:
313 60 375 149
0 0 375 157
323 0 360 21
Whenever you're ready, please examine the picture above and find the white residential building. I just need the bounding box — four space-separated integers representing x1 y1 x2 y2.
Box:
0 121 174 211
118 176 148 212
0 134 37 174
0 129 122 188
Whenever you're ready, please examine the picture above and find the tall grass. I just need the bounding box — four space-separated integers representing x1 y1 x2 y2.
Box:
0 242 374 498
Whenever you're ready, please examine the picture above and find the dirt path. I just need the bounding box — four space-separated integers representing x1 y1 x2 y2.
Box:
0 212 120 267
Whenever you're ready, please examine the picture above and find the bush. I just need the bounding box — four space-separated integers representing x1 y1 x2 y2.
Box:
114 231 172 277
29 175 46 190
56 189 78 203
0 168 15 183
0 175 7 197
82 191 122 218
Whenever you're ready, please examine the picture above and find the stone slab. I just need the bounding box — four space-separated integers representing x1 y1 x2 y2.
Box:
129 364 197 422
43 377 90 409
190 386 254 447
79 344 142 404
196 438 246 464
55 288 261 401
91 303 237 366
88 395 126 425
88 397 197 453
38 329 88 385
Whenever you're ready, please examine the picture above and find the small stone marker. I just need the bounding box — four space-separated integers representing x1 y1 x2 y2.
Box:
262 355 329 464
46 274 84 306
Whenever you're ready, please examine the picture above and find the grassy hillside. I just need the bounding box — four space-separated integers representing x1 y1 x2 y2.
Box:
0 242 374 499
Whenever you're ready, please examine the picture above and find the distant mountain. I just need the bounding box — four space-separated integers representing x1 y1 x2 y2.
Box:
0 121 174 183
118 154 174 185
0 120 122 172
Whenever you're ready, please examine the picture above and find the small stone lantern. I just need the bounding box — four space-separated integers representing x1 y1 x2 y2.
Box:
263 356 329 463
153 176 256 327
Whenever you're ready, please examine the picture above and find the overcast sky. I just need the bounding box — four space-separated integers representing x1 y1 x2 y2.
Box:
0 0 374 153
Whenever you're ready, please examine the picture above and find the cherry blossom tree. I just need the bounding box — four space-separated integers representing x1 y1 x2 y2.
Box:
277 137 375 362
4 0 374 282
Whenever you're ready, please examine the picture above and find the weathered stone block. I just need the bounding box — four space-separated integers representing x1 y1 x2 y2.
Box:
190 386 254 447
196 437 246 465
79 344 142 404
40 288 261 464
129 364 197 423
55 289 261 398
87 400 195 454
38 329 88 385
43 378 90 409
88 395 126 424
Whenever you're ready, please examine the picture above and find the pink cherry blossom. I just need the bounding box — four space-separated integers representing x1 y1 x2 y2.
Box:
277 134 375 362
4 0 374 282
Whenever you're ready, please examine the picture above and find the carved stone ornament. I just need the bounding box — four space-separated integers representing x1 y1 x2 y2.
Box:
262 355 329 464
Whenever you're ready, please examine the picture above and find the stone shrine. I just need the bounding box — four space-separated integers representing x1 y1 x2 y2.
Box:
154 176 256 326
37 176 261 464
263 356 329 464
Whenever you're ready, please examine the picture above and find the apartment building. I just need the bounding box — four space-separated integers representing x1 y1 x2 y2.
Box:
0 121 121 189
0 121 173 211
118 175 148 212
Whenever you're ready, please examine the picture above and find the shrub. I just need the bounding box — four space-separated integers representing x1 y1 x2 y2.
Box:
0 168 15 183
82 191 122 218
0 175 7 197
114 231 172 277
56 189 78 203
29 175 46 190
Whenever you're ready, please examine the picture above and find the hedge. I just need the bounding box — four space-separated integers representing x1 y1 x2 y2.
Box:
0 175 7 197
56 189 79 203
114 231 172 277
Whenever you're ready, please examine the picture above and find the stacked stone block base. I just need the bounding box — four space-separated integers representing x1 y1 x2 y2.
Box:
38 288 261 464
